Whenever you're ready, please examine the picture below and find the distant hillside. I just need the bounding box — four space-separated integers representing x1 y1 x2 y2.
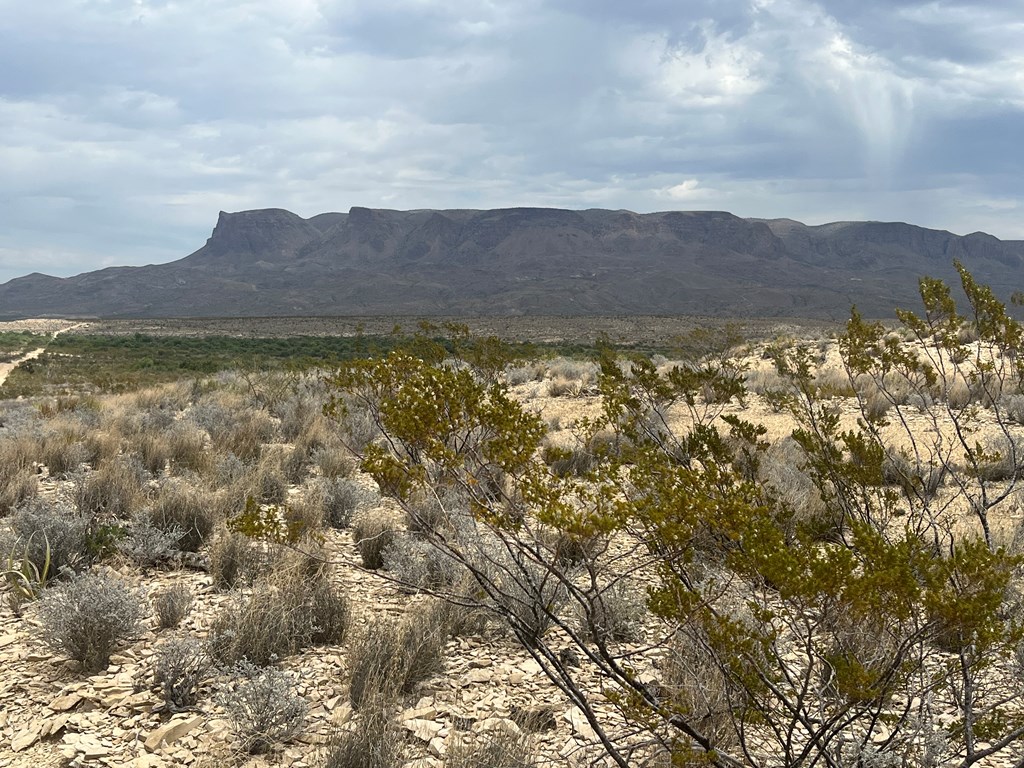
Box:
1 207 1021 320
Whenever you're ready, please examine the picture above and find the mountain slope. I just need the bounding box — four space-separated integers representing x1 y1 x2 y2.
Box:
1 207 1021 319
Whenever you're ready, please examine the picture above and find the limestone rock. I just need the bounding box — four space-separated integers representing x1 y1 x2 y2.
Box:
144 715 204 752
404 718 443 742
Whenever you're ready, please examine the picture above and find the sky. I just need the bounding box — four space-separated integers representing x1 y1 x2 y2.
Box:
1 0 1023 283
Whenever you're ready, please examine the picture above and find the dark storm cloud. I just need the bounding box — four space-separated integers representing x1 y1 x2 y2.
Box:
0 0 1022 283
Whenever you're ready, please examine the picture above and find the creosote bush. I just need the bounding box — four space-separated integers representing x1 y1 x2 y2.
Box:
37 570 145 672
321 270 1024 768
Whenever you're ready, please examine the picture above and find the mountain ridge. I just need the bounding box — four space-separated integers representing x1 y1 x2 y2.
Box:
1 207 1020 320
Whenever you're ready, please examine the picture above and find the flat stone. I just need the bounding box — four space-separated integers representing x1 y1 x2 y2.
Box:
402 706 437 721
472 717 522 737
404 718 442 742
144 715 204 752
462 669 492 685
428 736 446 758
11 724 41 752
564 707 597 740
48 692 83 712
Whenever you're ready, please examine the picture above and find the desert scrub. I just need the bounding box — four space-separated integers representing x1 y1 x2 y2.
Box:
36 570 145 672
352 507 398 569
216 660 307 754
152 583 193 629
321 476 377 529
3 498 93 577
578 581 646 644
146 479 215 552
117 514 182 568
207 553 349 665
152 633 208 709
382 533 463 593
321 697 402 768
208 527 269 589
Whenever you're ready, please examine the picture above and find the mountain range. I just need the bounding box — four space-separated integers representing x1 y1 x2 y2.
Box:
2 207 1021 320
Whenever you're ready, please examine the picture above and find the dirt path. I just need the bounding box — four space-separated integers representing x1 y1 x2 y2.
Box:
0 322 84 389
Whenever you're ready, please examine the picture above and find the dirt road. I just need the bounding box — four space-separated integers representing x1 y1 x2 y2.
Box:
0 322 85 389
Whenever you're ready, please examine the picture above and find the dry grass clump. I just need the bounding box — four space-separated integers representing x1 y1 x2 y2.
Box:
321 477 378 529
660 627 743 757
352 507 399 569
40 423 89 476
190 396 278 463
348 600 451 709
146 479 216 552
152 583 194 629
164 423 209 475
0 469 38 516
579 581 647 644
207 551 349 666
758 438 834 538
209 527 270 590
321 698 402 768
882 451 946 500
0 433 40 477
253 453 289 504
312 442 355 479
970 435 1024 482
382 534 463 593
73 457 147 519
446 729 537 768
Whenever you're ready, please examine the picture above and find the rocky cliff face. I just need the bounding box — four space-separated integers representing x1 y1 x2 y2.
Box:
1 207 1021 319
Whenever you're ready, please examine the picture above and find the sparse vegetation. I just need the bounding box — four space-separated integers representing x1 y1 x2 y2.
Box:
216 660 307 754
153 633 208 709
152 583 193 629
36 570 146 672
2 283 1024 766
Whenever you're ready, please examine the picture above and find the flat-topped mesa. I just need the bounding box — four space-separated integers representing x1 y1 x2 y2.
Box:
197 209 323 264
2 207 1023 319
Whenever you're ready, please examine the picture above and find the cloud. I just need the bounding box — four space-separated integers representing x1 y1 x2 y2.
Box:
0 0 1022 283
